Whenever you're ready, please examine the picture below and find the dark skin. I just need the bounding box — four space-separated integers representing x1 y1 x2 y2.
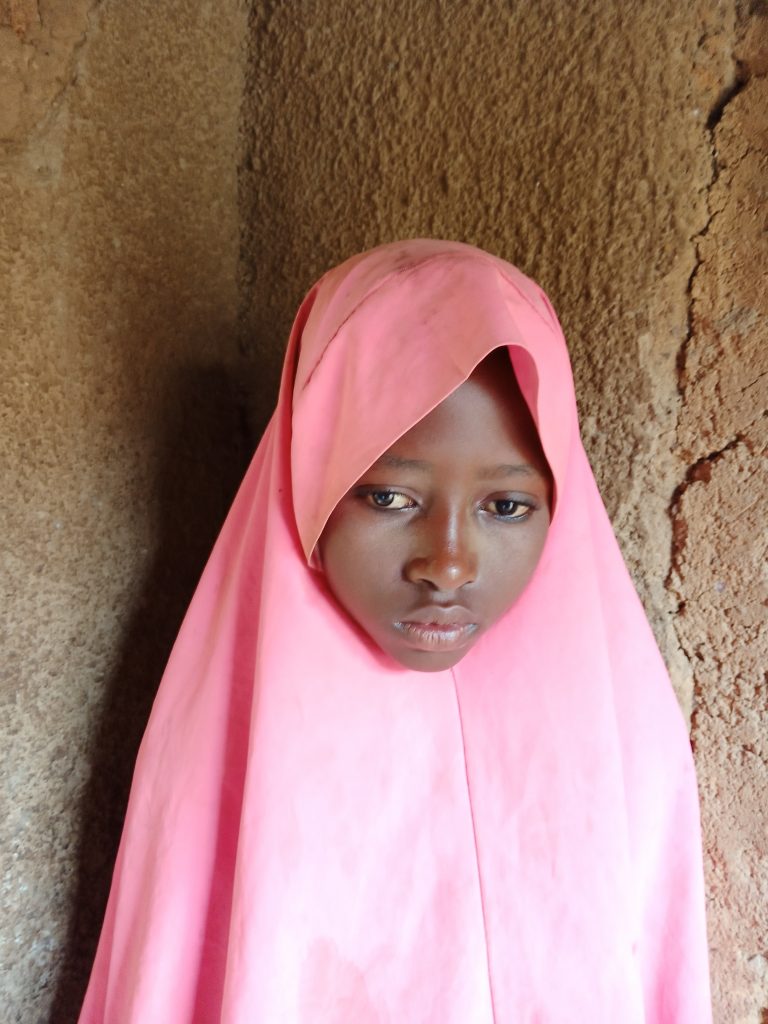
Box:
319 349 553 672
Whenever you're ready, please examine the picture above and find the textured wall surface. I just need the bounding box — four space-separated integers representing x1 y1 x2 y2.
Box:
0 0 247 1018
672 13 768 1016
1 1 766 1021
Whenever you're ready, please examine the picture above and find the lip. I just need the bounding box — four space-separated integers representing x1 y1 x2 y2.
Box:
394 606 480 652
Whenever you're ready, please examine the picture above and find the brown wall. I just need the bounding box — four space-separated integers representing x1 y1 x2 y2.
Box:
1 1 766 1020
673 16 768 1015
0 0 248 1016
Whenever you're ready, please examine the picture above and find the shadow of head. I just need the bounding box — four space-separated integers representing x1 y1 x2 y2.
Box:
50 359 254 1018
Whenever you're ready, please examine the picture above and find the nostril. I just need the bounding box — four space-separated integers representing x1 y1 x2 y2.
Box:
404 514 479 590
405 549 478 590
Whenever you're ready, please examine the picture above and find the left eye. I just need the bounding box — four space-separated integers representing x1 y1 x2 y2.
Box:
485 498 530 520
366 490 415 510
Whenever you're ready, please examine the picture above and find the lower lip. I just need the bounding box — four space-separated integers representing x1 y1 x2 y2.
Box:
394 621 479 652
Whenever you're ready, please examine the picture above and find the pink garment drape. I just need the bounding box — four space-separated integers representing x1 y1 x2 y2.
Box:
80 240 711 1022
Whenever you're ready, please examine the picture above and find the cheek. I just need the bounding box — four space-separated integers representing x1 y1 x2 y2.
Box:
482 522 549 612
319 516 405 619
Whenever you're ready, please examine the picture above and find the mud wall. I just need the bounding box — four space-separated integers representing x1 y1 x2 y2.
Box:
1 1 765 1020
673 16 768 1016
0 0 248 1017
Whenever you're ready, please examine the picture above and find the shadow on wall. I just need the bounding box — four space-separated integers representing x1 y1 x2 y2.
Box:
50 362 252 1019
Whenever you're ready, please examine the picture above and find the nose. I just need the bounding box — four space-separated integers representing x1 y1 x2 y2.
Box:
404 509 478 591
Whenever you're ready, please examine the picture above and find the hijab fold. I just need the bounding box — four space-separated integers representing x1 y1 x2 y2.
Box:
80 240 711 1023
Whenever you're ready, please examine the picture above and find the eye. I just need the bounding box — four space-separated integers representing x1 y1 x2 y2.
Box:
483 497 533 521
364 489 417 511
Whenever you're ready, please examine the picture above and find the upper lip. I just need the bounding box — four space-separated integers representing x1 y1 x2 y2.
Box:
400 605 478 627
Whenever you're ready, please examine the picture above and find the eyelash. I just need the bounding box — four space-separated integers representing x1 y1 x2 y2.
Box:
365 489 416 511
360 489 536 522
486 498 533 521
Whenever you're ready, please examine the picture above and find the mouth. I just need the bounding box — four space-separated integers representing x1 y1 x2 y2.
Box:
393 607 480 652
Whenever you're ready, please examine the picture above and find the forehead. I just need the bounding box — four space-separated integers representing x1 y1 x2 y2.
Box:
386 355 537 450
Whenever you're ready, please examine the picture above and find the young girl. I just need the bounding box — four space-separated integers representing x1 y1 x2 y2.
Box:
79 240 711 1022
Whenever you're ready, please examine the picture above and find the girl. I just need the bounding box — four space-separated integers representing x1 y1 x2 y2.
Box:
80 239 711 1022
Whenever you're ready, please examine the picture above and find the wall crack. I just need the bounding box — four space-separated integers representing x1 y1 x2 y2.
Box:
676 50 754 402
667 21 757 720
668 435 743 594
0 0 105 154
705 72 748 130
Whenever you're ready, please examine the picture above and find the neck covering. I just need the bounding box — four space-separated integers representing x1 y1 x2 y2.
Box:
80 240 711 1023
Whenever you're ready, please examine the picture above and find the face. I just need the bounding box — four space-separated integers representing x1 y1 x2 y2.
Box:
318 349 553 671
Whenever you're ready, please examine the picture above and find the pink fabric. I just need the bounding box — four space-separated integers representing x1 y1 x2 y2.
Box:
80 240 711 1022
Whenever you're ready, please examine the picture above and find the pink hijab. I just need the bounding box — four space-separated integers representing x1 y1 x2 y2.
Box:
80 240 711 1022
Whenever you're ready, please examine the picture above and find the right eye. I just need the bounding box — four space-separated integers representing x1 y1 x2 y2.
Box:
364 490 416 510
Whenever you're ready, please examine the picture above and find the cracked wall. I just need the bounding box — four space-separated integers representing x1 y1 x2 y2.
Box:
672 12 768 1018
1 1 766 1021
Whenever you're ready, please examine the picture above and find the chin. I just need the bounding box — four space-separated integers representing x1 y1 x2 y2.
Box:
388 646 472 673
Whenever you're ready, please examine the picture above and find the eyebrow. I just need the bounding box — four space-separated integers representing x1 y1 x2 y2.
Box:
375 454 432 471
478 463 541 479
374 454 542 479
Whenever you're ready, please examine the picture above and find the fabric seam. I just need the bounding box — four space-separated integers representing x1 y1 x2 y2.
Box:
450 665 498 1023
